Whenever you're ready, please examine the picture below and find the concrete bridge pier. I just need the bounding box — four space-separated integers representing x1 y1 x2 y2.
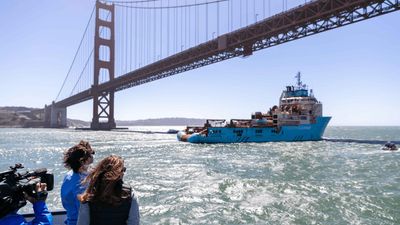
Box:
44 102 67 128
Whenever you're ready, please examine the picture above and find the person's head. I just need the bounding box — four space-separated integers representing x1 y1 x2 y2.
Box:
63 140 95 173
79 155 129 205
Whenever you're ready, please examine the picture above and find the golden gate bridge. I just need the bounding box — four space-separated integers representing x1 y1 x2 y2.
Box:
44 0 400 130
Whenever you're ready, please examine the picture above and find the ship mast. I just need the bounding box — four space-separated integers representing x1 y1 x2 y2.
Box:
295 71 302 88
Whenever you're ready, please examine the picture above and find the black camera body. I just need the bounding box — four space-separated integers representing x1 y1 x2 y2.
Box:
0 164 54 218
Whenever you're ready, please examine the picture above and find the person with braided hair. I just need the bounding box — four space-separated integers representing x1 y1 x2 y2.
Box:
76 155 139 225
61 141 95 225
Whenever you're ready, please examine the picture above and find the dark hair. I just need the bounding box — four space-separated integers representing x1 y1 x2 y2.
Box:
63 140 94 173
79 155 131 205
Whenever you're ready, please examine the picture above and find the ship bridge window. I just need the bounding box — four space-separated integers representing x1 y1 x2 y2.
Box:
255 129 263 134
300 116 307 120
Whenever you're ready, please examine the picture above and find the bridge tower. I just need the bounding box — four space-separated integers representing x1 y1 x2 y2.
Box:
91 0 116 130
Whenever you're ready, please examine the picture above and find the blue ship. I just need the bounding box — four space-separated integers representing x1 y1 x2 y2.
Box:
177 72 331 143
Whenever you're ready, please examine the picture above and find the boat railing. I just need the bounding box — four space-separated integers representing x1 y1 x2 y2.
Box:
23 210 66 225
185 126 205 134
279 120 301 126
206 119 226 127
229 119 252 128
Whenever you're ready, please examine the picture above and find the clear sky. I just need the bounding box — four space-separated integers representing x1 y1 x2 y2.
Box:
0 0 399 126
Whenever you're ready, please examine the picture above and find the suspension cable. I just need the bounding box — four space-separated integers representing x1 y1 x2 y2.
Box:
70 12 112 96
104 0 159 3
114 0 227 9
55 4 96 101
69 49 94 96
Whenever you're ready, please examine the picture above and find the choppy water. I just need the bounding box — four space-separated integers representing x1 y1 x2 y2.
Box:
0 126 399 225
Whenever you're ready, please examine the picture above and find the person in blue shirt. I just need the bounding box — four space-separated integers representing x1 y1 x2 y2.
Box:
0 183 52 225
61 141 95 225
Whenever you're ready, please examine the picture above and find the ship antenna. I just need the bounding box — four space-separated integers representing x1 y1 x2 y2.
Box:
295 71 302 88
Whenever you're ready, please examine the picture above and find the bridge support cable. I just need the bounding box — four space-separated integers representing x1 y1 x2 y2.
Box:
100 0 400 92
55 5 96 102
54 0 399 110
112 0 229 71
91 0 116 130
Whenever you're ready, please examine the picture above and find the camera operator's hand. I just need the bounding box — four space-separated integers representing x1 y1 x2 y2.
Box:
24 183 48 204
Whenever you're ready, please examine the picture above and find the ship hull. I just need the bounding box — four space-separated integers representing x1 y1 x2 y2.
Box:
178 117 331 144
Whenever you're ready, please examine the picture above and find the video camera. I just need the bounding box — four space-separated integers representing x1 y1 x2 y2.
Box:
0 164 54 218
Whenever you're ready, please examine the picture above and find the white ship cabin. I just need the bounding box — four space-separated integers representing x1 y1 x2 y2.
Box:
275 73 323 125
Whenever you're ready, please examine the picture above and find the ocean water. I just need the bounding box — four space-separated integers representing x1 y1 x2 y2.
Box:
0 126 399 225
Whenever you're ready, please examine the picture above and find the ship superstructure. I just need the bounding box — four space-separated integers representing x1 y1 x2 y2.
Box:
275 72 322 126
177 73 331 143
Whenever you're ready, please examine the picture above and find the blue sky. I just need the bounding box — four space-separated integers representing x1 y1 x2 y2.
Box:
0 1 399 126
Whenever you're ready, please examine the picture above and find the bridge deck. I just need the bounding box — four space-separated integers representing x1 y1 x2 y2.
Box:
55 0 399 108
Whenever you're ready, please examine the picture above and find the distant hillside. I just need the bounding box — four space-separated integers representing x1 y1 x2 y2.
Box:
0 106 41 112
0 106 43 127
0 106 89 128
68 118 206 127
0 106 205 128
67 119 90 128
116 118 206 126
66 118 205 127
